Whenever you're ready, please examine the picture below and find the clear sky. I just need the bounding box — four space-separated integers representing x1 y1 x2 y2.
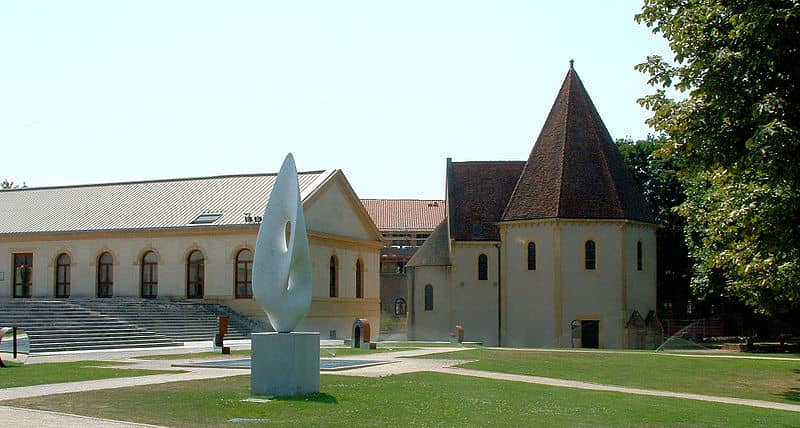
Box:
0 1 672 199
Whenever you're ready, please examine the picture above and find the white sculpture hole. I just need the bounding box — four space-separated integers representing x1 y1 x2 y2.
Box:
284 221 292 252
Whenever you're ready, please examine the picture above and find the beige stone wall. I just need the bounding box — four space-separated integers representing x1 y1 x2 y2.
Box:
500 219 657 349
450 242 500 346
407 265 452 341
0 231 255 299
501 222 558 347
558 222 626 348
624 223 658 325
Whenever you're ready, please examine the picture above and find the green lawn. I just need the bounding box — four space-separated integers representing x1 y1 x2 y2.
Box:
3 373 797 427
0 361 184 388
412 348 800 404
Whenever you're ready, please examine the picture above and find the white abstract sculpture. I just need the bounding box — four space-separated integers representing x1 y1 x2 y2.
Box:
252 153 312 333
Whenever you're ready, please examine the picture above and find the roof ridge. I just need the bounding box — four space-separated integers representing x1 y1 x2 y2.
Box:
3 171 327 192
360 198 445 202
555 68 574 218
450 160 525 165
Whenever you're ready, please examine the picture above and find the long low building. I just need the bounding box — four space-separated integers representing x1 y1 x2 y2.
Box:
0 168 383 338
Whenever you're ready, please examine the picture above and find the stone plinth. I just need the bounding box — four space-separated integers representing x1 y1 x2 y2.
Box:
250 332 320 396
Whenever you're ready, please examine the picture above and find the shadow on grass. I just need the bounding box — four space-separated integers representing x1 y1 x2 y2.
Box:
273 392 338 404
779 388 800 402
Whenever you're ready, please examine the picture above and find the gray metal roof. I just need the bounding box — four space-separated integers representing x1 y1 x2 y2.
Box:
0 171 332 235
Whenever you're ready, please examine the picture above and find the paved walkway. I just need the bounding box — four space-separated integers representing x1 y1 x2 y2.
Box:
2 344 799 426
0 406 161 428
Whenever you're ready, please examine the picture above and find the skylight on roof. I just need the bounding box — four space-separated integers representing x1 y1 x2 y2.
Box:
190 212 223 225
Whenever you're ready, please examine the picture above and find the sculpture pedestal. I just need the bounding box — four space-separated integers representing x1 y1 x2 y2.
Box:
250 332 320 396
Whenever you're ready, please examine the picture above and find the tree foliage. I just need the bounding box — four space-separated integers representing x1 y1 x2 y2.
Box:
1 179 22 189
636 1 800 314
617 136 692 315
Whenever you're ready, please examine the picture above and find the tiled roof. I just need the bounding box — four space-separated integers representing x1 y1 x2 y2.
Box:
360 199 445 232
447 160 525 241
406 220 451 267
0 171 331 235
502 66 653 222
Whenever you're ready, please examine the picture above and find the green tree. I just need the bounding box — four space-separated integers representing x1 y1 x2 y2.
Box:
617 136 692 315
635 1 800 314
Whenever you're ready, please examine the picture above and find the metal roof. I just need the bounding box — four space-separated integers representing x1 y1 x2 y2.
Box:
360 199 445 232
0 171 331 235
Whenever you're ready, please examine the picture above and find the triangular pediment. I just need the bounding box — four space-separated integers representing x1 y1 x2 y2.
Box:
303 170 383 242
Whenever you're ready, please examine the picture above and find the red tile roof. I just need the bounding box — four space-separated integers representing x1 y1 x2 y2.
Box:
502 66 653 222
360 199 446 232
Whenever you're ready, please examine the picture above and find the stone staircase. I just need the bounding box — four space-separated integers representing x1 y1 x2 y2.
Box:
75 298 253 342
0 299 180 353
0 298 254 353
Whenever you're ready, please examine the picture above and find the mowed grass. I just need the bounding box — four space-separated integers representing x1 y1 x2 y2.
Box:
412 348 800 404
0 361 184 388
4 373 798 427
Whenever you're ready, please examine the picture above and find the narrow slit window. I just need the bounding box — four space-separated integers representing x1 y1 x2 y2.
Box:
585 240 596 270
478 254 488 280
424 285 434 311
527 242 537 271
636 241 643 271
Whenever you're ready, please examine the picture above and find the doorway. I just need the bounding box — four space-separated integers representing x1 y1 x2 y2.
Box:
581 320 599 348
353 326 361 348
13 253 32 298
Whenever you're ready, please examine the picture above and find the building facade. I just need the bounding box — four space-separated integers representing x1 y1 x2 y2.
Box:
361 198 445 321
407 65 659 348
0 169 384 339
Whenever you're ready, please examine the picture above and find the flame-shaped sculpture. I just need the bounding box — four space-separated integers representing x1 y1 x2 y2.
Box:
252 154 312 333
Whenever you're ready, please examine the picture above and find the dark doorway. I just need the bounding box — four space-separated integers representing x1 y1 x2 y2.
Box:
354 326 361 348
581 320 599 348
13 253 32 298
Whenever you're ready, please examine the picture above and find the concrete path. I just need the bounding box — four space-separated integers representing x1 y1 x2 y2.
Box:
0 366 248 401
0 405 162 428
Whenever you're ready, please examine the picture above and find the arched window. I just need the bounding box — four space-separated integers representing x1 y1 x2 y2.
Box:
329 255 339 297
355 259 364 299
235 249 253 298
141 251 158 298
55 253 70 298
187 250 204 299
527 242 537 271
636 241 643 271
424 285 434 311
478 254 488 280
394 298 407 316
97 252 113 298
585 240 596 270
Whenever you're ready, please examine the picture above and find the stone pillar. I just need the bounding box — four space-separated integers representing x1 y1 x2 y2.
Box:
250 332 320 396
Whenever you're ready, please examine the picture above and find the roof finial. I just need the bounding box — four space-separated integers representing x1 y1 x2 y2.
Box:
569 59 574 69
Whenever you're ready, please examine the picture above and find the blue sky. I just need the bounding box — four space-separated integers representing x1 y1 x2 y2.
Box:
0 1 672 199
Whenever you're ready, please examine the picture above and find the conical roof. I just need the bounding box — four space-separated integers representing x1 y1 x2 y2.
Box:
502 65 653 222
